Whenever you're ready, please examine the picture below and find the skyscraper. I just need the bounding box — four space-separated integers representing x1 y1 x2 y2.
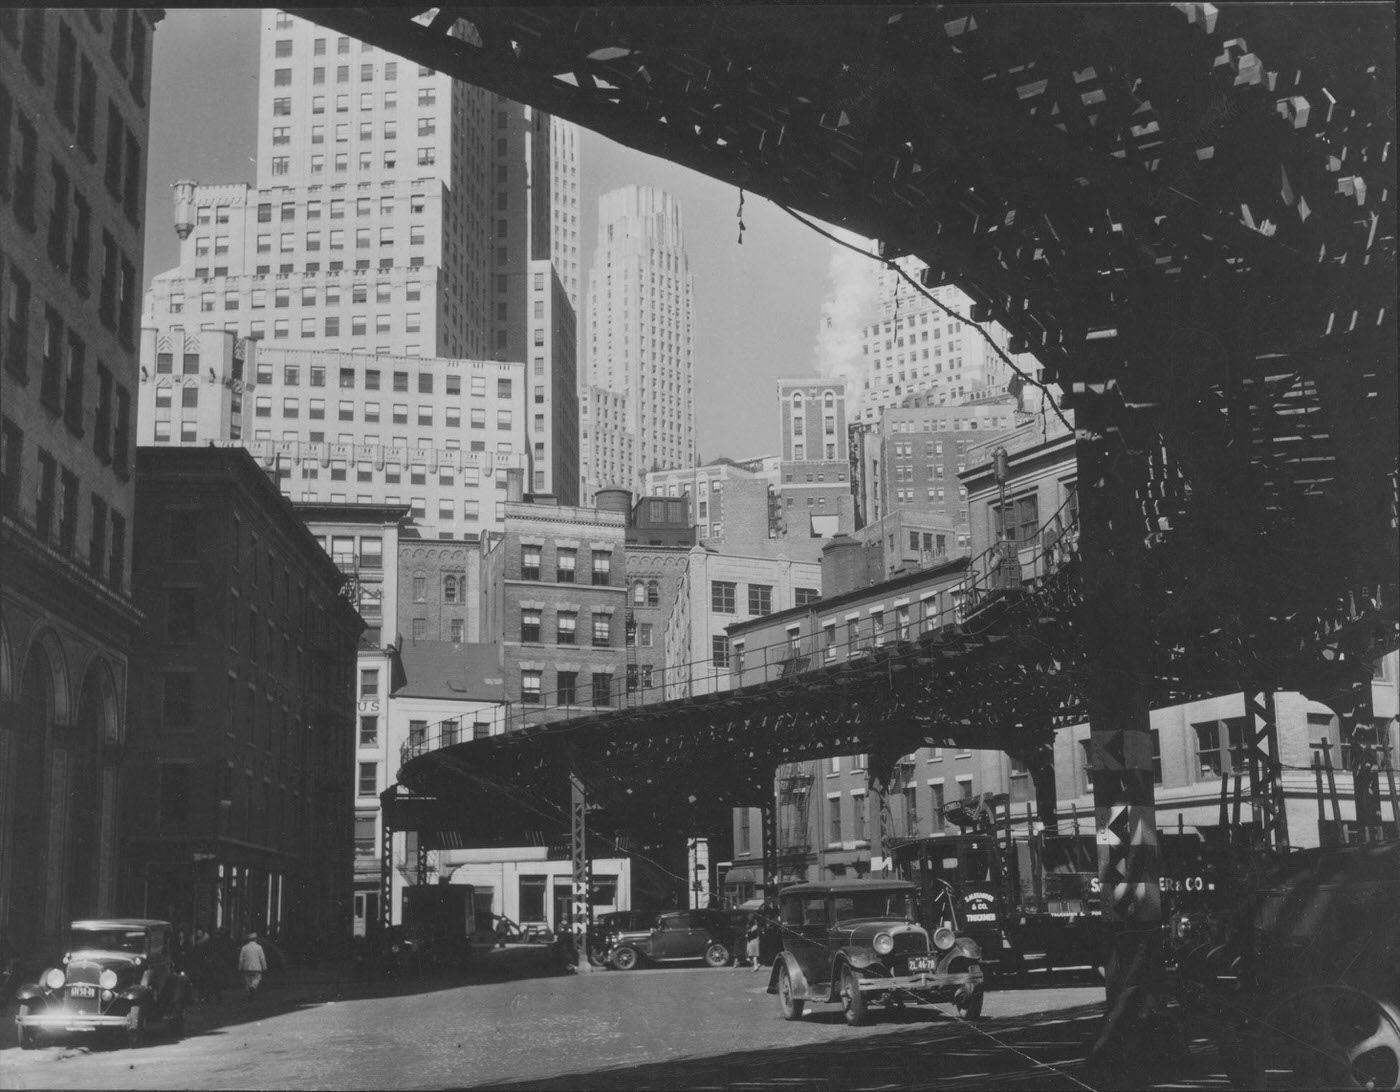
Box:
581 185 695 500
141 10 581 507
853 260 1039 424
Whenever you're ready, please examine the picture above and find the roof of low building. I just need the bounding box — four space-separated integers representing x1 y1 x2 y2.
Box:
393 641 506 702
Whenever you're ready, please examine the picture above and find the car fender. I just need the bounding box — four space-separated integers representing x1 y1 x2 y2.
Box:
13 984 48 1004
938 937 983 972
766 951 813 1000
843 946 883 972
120 984 156 1005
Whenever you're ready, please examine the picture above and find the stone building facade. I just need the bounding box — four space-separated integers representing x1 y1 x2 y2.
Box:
1 8 160 953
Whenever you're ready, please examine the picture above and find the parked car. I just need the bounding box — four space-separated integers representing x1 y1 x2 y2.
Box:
767 878 984 1026
588 910 659 966
14 919 188 1049
604 910 737 970
1177 840 1400 1089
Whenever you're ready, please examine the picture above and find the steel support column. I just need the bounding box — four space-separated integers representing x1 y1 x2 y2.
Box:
380 814 393 931
416 836 428 886
760 787 778 903
569 771 592 973
1242 689 1289 850
1076 388 1162 1065
1332 679 1384 843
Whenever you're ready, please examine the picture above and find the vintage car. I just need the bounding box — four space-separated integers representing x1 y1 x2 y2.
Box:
1176 840 1400 1089
15 919 188 1049
587 910 659 967
604 909 736 970
767 878 984 1026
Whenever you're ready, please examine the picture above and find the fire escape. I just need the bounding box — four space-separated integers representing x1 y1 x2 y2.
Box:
777 771 814 881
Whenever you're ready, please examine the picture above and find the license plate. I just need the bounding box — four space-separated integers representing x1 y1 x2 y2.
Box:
908 956 937 973
70 984 97 998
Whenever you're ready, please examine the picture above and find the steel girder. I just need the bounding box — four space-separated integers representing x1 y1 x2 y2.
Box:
293 3 1399 700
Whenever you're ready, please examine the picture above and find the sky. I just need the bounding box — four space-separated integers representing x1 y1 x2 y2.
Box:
142 9 872 464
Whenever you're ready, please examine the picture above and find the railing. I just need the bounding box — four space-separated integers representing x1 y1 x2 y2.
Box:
398 504 1080 770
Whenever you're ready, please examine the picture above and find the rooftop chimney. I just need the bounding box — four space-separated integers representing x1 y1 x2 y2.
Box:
505 468 525 503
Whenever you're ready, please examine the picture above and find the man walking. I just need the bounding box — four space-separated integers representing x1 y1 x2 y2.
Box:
239 931 268 999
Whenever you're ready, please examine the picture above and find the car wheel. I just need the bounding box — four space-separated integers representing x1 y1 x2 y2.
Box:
956 985 985 1021
610 946 639 972
840 965 869 1027
586 946 608 969
17 1004 39 1050
704 943 730 968
1253 985 1400 1090
127 1005 146 1049
949 958 984 1021
778 963 805 1021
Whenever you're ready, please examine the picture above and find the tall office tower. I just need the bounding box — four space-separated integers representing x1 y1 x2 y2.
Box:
775 378 856 537
1 8 161 951
581 185 695 500
142 10 581 504
850 259 1041 425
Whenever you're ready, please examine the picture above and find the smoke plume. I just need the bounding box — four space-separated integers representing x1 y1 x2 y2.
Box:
812 230 880 415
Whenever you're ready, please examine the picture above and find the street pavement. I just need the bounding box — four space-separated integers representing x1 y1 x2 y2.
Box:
2 949 1235 1090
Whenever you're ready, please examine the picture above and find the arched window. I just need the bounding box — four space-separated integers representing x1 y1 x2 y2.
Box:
791 391 803 411
824 390 835 408
632 581 646 605
444 575 457 603
646 580 660 606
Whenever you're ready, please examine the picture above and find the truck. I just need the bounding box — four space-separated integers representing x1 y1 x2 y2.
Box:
889 794 1265 978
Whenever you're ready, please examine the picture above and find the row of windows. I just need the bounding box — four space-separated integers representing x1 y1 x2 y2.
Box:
520 670 616 708
268 87 438 114
519 608 617 648
0 415 126 589
710 580 775 616
273 116 438 144
250 225 429 251
176 280 425 309
519 545 613 584
249 398 515 431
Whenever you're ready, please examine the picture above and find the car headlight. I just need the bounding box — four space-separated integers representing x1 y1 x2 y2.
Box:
99 969 119 990
933 927 956 951
45 968 66 990
873 932 895 956
391 944 401 953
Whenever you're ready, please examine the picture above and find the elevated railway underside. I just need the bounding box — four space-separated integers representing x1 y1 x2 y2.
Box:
300 2 1398 1051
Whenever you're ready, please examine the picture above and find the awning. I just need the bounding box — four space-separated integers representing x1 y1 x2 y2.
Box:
722 866 760 885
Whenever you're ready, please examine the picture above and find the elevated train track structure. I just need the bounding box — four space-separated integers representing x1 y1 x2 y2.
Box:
297 3 1397 1046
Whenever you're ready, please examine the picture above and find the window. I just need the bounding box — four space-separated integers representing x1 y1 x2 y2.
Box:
995 493 1040 544
556 548 576 583
520 608 541 644
748 584 773 616
1193 718 1249 779
359 668 379 698
162 672 194 727
159 765 192 829
591 673 613 708
556 612 576 645
591 550 611 586
712 635 729 668
357 762 377 796
828 796 843 844
521 670 541 704
521 545 541 581
591 613 611 648
556 671 578 706
711 581 736 613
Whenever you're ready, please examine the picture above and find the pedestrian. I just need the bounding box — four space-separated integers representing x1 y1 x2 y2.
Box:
493 913 512 949
239 931 268 999
745 913 761 972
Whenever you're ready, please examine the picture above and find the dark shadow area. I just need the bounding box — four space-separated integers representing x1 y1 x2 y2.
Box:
2 945 572 1051
459 999 1233 1092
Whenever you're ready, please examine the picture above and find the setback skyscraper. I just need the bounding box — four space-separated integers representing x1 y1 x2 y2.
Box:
581 185 695 501
141 9 581 510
